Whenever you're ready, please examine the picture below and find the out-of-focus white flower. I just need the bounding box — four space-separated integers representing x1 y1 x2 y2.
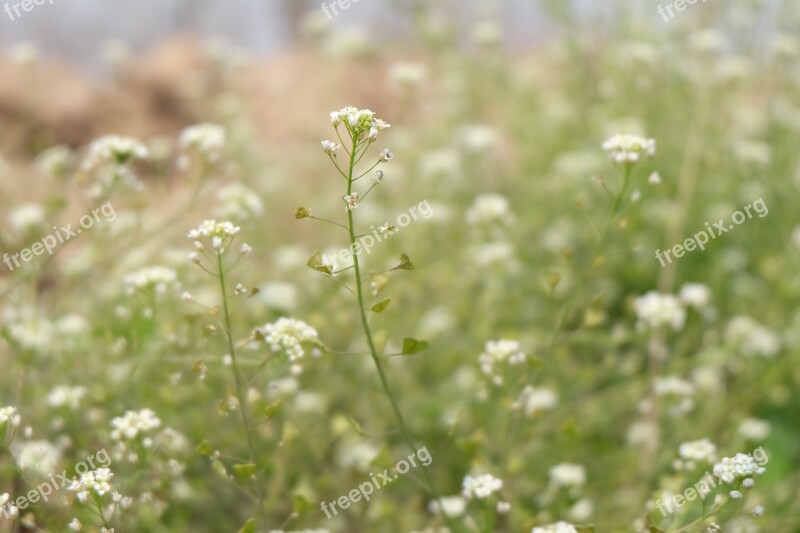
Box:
753 504 765 516
531 521 578 533
738 418 771 441
111 409 161 443
8 204 47 232
567 498 593 522
123 266 178 296
36 145 73 179
679 283 712 310
462 473 503 499
0 493 18 518
336 441 379 472
82 135 148 170
548 463 586 488
635 291 686 331
517 386 557 416
259 282 298 311
726 316 780 358
215 183 263 221
179 123 226 163
466 194 511 225
12 440 61 476
428 496 466 518
46 386 88 410
655 376 695 397
459 125 499 153
478 339 525 378
602 134 656 165
678 439 717 464
68 518 82 531
0 406 21 428
388 62 427 92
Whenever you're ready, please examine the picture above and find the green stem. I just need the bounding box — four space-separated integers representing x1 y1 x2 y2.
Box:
343 134 465 533
217 253 269 528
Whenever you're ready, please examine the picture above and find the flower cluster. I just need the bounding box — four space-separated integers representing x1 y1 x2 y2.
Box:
46 386 88 410
602 134 656 164
0 493 18 519
215 183 264 221
675 439 717 470
179 123 226 163
462 473 503 499
516 385 558 416
713 453 767 484
111 409 162 461
82 135 149 169
465 194 512 225
0 406 20 429
187 220 248 258
478 339 526 383
531 522 578 533
634 291 686 331
255 318 320 362
329 106 391 142
68 467 113 503
548 463 587 488
123 266 178 296
428 495 467 518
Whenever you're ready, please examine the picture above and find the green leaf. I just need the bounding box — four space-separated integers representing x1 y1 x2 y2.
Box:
238 518 256 533
294 494 314 514
543 271 562 290
307 251 333 276
401 337 429 355
395 253 415 270
347 417 368 437
195 439 214 457
371 298 391 313
264 401 281 420
232 463 257 478
295 207 311 219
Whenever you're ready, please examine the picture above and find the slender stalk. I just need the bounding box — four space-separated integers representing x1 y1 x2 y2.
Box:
343 133 464 533
217 253 269 528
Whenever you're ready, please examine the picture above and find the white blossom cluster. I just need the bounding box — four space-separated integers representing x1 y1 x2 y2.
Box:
516 386 558 416
712 453 766 484
329 106 391 142
68 467 113 503
82 135 149 170
215 183 264 221
257 318 320 361
179 123 226 163
530 521 578 533
548 463 587 488
602 134 656 164
123 266 178 296
0 493 18 519
465 193 511 225
462 473 503 499
46 386 88 410
111 409 162 449
675 439 717 470
634 291 686 331
0 406 21 428
478 339 526 382
187 219 248 257
726 316 780 358
427 495 466 518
